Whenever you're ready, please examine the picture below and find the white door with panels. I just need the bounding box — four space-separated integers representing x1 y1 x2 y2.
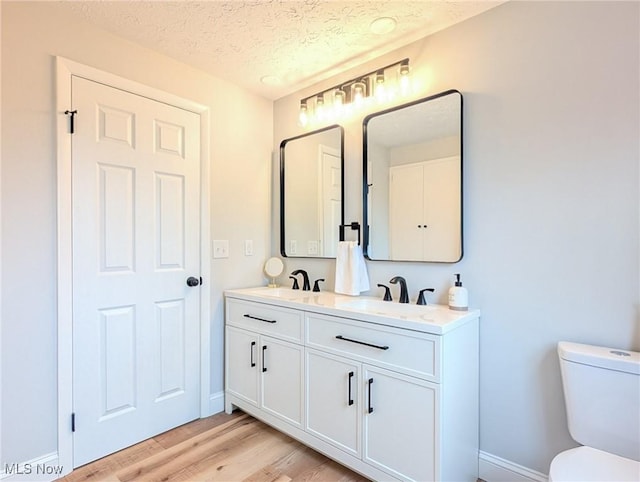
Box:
319 146 341 257
71 76 202 466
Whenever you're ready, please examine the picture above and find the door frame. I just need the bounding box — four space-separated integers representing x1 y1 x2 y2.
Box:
55 56 212 473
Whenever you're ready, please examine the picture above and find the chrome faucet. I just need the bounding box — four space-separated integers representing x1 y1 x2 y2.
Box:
389 276 409 303
291 269 311 291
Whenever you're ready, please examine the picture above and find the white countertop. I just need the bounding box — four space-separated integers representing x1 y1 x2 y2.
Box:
225 286 480 335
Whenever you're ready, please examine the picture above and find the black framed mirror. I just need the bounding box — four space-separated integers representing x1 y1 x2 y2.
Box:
363 90 463 262
280 125 344 258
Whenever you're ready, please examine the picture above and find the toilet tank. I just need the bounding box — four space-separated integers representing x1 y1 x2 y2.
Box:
558 341 640 462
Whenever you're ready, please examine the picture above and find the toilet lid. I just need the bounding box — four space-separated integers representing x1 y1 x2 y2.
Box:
550 447 640 482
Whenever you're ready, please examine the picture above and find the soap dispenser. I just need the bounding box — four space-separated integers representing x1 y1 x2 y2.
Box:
448 273 468 311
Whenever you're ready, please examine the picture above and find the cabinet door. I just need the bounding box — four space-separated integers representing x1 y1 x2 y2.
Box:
363 365 439 482
260 335 304 428
226 326 259 406
306 349 361 457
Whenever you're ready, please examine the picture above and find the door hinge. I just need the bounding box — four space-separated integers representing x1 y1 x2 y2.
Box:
64 109 77 134
71 412 76 432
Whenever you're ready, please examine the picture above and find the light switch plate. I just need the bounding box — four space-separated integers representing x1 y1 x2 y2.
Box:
244 240 253 256
308 240 318 255
213 240 229 258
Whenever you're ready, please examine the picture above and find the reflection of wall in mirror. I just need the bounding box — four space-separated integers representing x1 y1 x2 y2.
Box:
389 135 459 167
286 138 318 254
367 143 390 259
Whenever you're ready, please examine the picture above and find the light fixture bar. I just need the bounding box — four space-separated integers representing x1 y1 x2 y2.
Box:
298 58 411 126
299 58 410 105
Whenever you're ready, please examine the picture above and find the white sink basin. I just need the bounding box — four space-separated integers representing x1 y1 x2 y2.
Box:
337 298 437 318
253 289 342 307
243 287 308 300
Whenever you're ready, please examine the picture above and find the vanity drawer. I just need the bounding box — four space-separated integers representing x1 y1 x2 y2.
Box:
226 298 303 343
306 313 440 381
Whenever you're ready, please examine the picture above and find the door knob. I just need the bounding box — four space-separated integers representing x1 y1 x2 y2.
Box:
186 276 201 287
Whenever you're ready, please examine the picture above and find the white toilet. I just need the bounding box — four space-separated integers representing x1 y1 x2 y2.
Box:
549 341 640 481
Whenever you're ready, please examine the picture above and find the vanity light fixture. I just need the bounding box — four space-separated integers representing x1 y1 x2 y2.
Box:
298 58 411 127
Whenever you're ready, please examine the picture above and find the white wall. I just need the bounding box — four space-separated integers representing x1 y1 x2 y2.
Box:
273 1 639 474
1 1 272 466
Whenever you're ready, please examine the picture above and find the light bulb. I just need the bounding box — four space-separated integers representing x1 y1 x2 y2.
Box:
399 60 410 96
400 75 410 96
299 100 308 126
352 81 366 107
375 70 386 102
316 94 325 121
400 59 410 76
333 89 346 117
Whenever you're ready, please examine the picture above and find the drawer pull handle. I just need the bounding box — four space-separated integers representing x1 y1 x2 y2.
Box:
348 371 354 406
335 335 389 351
250 341 256 367
262 345 267 372
368 378 374 413
244 314 277 324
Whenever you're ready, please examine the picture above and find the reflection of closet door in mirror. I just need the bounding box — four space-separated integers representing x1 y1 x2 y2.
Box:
363 90 463 263
389 157 460 261
280 125 344 258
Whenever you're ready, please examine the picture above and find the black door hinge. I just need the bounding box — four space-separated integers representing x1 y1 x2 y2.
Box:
64 110 77 134
71 412 76 432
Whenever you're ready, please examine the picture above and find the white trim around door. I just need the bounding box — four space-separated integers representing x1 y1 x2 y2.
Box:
55 56 212 475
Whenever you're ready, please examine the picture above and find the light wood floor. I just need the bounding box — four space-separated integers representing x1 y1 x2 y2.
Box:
57 411 369 482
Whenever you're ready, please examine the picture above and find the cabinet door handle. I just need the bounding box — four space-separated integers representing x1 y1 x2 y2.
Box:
348 371 354 406
250 341 256 367
262 345 267 372
244 314 277 324
368 378 374 413
335 335 389 351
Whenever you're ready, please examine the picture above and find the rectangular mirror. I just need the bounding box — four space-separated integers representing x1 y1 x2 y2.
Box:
280 125 344 258
363 90 462 262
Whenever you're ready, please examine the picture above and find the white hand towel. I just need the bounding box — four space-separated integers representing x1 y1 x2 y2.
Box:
335 241 370 295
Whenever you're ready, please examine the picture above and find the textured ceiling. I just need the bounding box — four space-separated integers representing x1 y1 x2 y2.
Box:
369 92 460 148
52 1 504 100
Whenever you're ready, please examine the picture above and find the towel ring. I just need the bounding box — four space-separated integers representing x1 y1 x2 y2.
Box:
339 222 361 245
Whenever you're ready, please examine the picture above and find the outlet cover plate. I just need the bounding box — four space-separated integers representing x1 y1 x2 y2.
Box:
213 240 229 258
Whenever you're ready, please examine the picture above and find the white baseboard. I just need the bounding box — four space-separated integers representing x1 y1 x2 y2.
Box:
0 452 62 481
208 390 225 415
479 451 548 482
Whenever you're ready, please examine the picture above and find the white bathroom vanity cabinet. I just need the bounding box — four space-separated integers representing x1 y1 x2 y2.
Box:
224 287 479 482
